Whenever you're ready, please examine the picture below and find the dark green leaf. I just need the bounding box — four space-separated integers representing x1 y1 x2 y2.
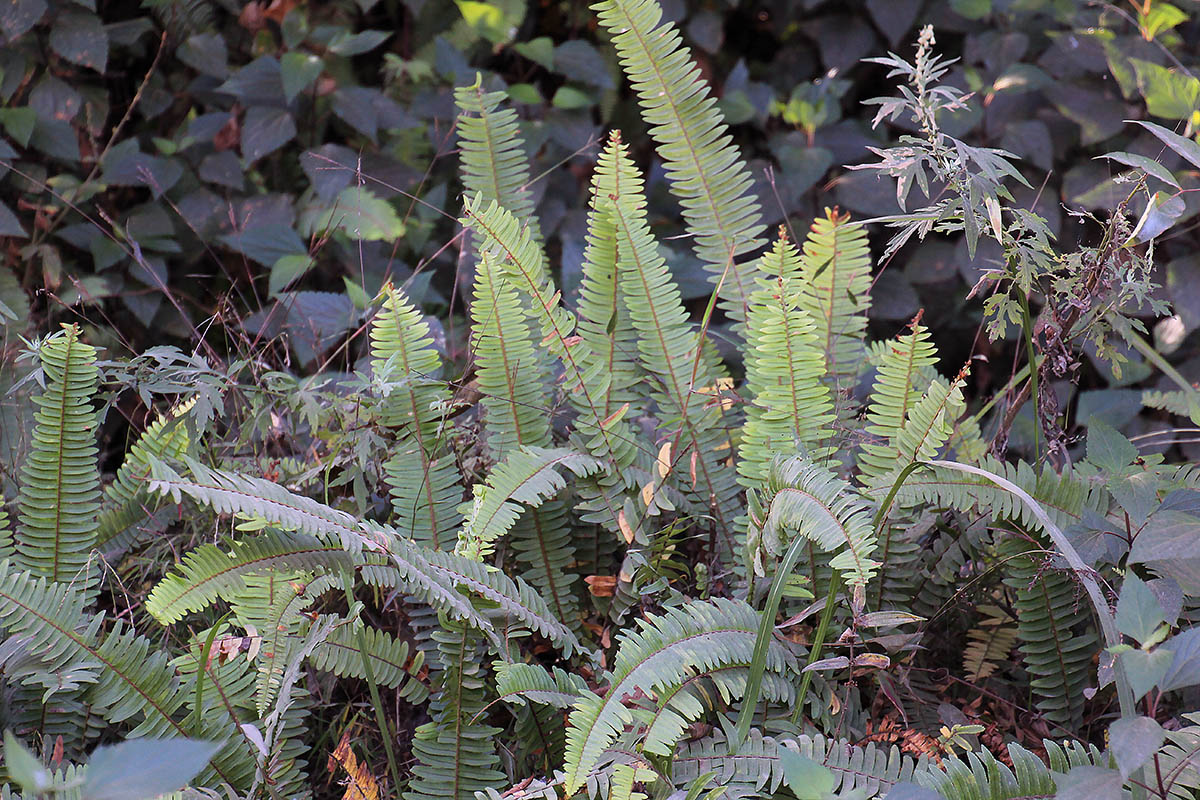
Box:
221 225 307 267
0 107 36 147
1099 151 1181 190
1109 716 1164 778
778 748 835 800
0 200 27 238
1131 120 1200 170
1116 575 1166 645
281 53 323 102
1052 767 1123 800
1120 648 1171 700
1086 420 1136 473
1161 628 1200 691
241 107 297 164
178 33 228 79
49 11 108 73
0 0 47 41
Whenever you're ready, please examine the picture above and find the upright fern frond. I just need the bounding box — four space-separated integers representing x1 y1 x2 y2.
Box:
457 446 601 561
747 457 878 587
739 233 836 489
96 398 195 550
999 534 1097 728
562 598 796 793
596 0 765 322
15 324 101 590
406 620 505 800
371 283 463 548
796 210 873 398
603 133 741 547
455 75 537 231
469 251 552 458
856 319 941 486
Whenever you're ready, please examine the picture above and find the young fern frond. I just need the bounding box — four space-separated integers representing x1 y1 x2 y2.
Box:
739 233 836 489
856 319 941 486
96 397 195 550
15 324 101 591
796 210 874 400
747 457 878 588
457 446 601 561
562 598 796 793
371 283 462 548
596 0 765 322
603 133 741 546
455 75 537 232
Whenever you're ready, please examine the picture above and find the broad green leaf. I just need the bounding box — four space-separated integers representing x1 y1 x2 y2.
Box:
1131 59 1200 120
1109 716 1164 778
1052 766 1123 800
1131 119 1200 170
0 107 37 147
269 254 315 295
552 85 592 109
1085 420 1136 473
1098 151 1181 189
83 738 221 800
281 53 323 102
3 731 50 796
1120 647 1171 700
316 187 405 242
49 11 108 73
1116 575 1166 645
778 748 834 800
242 107 297 164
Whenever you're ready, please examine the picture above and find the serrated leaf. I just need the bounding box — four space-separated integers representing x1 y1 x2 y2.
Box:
1109 716 1164 778
316 187 405 241
269 254 315 295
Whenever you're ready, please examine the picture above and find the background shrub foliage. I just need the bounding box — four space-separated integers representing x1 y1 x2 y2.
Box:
1 0 1200 799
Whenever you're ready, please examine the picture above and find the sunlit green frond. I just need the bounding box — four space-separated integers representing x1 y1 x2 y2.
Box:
562 598 796 793
1142 388 1200 423
796 210 874 397
885 457 1107 533
15 324 101 590
856 319 941 485
371 283 462 548
310 621 428 702
495 662 591 710
747 457 878 587
739 234 836 489
455 74 537 231
914 739 1102 800
96 398 195 549
145 531 352 624
406 620 505 800
457 447 601 560
602 133 741 546
597 0 765 322
469 251 552 458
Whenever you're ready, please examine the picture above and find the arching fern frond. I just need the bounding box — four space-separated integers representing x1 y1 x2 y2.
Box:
596 0 765 322
913 739 1102 800
15 324 101 591
310 620 428 703
96 398 196 550
562 598 796 794
747 457 878 588
455 75 537 232
739 233 835 489
457 446 601 560
371 283 462 548
145 531 352 624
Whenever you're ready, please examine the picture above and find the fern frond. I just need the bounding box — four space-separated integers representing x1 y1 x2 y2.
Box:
914 740 1101 800
886 457 1107 533
145 531 351 624
371 283 463 548
670 729 923 798
796 210 874 397
1000 534 1097 727
406 620 505 800
96 398 195 549
141 461 581 653
457 446 601 560
596 0 765 322
469 251 553 458
562 598 796 793
495 662 591 709
1142 389 1200 423
228 571 315 715
962 604 1017 681
310 620 428 702
739 234 836 488
602 133 741 546
15 324 101 591
856 319 941 485
747 457 878 588
455 75 537 231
